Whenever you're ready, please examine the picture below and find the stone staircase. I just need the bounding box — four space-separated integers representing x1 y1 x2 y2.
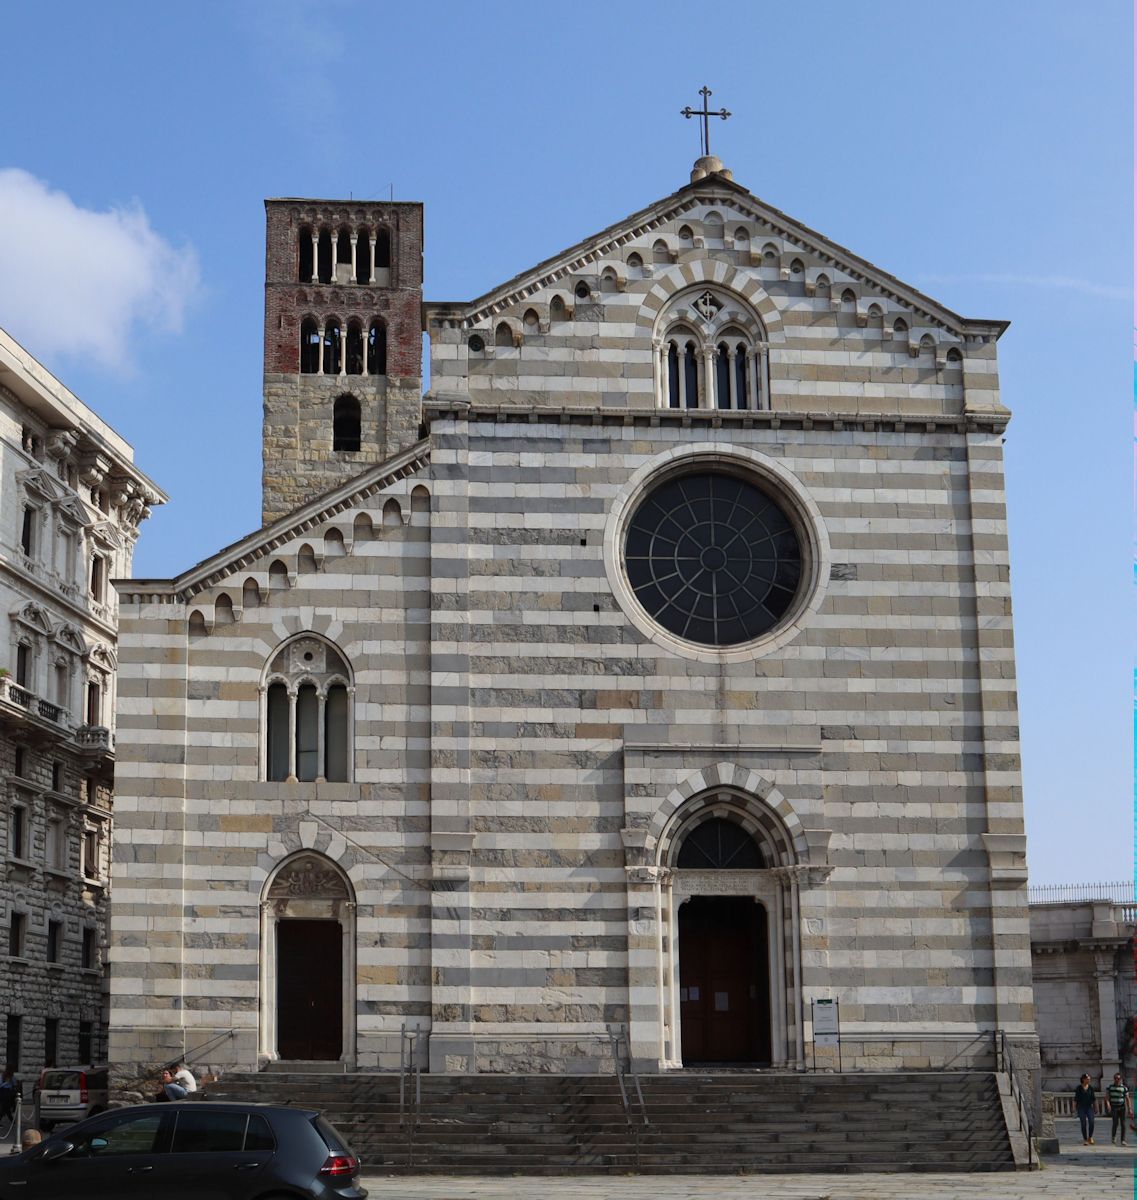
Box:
202 1069 1017 1174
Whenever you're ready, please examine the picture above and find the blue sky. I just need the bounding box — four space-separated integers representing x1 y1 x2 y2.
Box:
0 1 1130 886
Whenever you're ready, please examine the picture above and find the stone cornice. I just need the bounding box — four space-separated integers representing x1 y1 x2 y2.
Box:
423 173 1010 337
0 556 118 642
120 439 431 604
421 399 1009 437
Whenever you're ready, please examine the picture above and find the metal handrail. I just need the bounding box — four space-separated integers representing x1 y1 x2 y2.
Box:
606 1023 648 1126
996 1029 1034 1168
398 1024 422 1167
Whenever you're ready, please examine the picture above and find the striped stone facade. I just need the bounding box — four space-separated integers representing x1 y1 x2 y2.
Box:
108 164 1038 1086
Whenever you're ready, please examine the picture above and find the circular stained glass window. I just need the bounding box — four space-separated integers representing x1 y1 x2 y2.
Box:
623 471 803 647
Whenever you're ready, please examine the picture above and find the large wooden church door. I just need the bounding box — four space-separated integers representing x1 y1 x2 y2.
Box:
679 896 770 1065
276 919 343 1060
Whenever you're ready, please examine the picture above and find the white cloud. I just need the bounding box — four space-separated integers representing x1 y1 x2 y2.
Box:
0 168 201 372
918 272 1130 301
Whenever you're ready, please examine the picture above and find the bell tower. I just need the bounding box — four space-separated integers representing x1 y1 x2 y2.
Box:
261 198 424 525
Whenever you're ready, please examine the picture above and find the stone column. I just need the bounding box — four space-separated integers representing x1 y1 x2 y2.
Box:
318 328 326 375
677 349 688 409
368 234 377 283
1095 950 1121 1080
315 692 326 782
727 347 739 409
349 234 358 283
338 326 347 377
701 346 715 409
286 690 297 782
311 231 319 283
345 686 355 783
751 350 763 410
653 340 664 408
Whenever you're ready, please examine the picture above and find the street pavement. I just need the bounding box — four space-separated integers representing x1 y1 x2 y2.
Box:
358 1120 1136 1199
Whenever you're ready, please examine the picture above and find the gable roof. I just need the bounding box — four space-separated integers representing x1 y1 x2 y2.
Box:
425 170 1008 337
118 437 430 601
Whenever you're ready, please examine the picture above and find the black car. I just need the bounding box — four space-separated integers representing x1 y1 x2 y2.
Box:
0 1101 367 1199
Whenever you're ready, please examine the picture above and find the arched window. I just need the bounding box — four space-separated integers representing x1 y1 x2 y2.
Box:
356 226 372 284
676 817 765 870
627 252 644 277
715 343 730 409
264 637 352 783
375 228 391 270
335 229 352 282
300 318 321 374
345 321 364 375
317 229 333 284
298 226 313 282
652 239 670 264
333 395 361 452
600 270 617 294
494 322 512 348
549 295 567 323
656 287 767 411
323 319 342 375
368 321 387 375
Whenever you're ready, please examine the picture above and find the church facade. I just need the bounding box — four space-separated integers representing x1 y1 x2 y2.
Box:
108 156 1037 1083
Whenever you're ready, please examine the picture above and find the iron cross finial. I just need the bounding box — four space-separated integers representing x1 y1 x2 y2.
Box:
681 85 731 158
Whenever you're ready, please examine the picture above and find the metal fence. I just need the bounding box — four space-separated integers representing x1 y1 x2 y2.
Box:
1028 881 1136 905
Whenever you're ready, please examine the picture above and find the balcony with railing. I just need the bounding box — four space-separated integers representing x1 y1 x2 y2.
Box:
0 674 76 740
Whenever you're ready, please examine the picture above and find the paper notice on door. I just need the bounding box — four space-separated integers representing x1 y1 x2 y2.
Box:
688 986 699 1001
714 991 729 1012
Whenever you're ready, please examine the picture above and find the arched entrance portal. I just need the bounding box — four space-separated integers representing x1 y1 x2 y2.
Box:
675 817 772 1065
259 852 356 1065
679 895 770 1064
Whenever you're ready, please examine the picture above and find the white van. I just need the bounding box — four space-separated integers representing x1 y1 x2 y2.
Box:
34 1064 109 1131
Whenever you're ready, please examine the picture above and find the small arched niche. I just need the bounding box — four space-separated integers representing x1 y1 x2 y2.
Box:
242 578 261 609
382 498 403 528
323 528 346 558
352 513 374 545
214 593 235 626
268 560 290 591
410 485 430 514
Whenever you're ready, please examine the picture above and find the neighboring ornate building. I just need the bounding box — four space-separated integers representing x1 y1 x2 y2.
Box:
1030 885 1137 1091
108 154 1038 1093
0 329 164 1078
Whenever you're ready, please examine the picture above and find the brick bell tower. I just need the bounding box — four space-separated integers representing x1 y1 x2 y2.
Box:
261 198 424 525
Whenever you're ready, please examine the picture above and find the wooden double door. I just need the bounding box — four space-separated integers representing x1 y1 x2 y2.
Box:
276 919 343 1060
679 896 771 1065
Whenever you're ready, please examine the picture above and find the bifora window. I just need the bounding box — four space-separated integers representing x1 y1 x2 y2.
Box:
623 471 802 647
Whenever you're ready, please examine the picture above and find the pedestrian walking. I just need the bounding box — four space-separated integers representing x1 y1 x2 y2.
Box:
1075 1073 1097 1145
1107 1072 1132 1145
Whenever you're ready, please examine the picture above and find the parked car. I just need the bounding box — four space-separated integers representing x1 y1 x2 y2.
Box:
0 1101 366 1199
34 1064 110 1131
